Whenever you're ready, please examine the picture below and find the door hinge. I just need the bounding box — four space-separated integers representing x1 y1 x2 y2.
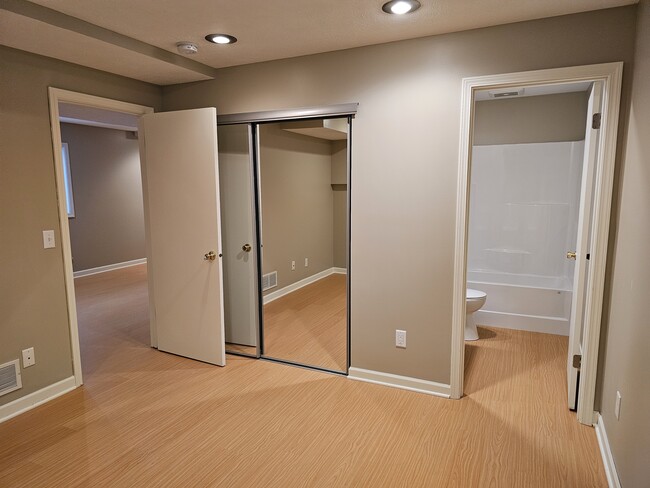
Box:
573 354 582 370
592 113 602 130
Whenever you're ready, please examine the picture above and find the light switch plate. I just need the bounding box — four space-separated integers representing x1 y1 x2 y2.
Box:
43 230 55 249
615 391 622 420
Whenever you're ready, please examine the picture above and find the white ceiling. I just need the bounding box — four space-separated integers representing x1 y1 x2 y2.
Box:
1 0 637 86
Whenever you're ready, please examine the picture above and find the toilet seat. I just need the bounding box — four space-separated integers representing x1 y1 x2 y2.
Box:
467 288 487 300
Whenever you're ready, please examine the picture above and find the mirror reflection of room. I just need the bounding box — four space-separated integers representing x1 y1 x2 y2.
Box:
259 118 348 372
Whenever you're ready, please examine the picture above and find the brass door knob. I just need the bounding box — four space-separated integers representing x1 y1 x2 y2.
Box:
566 251 577 260
204 251 217 261
242 244 252 253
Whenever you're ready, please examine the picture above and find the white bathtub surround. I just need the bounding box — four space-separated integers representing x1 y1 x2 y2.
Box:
467 271 571 335
467 141 584 336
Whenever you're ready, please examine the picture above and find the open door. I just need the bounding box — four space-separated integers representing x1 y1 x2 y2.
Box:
139 108 226 366
567 82 602 409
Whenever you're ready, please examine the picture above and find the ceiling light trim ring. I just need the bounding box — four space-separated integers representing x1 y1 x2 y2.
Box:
205 34 238 45
382 0 421 15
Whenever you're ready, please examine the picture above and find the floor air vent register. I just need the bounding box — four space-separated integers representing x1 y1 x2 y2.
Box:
0 360 22 397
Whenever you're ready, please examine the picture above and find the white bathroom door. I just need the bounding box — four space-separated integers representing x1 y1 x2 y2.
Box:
567 82 602 409
139 108 226 366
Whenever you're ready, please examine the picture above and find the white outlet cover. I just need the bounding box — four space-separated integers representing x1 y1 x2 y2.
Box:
396 330 407 348
22 347 35 368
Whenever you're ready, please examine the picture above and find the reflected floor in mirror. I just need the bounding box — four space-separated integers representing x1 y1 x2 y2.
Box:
226 343 257 356
263 273 347 372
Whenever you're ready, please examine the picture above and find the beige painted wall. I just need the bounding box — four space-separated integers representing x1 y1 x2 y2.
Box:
163 7 636 384
60 123 145 271
596 1 650 485
0 46 161 407
473 92 589 145
260 124 334 291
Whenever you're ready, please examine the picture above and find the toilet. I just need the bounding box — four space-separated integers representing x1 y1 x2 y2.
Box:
465 288 487 341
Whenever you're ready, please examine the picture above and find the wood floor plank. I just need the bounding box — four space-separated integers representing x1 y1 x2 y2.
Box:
0 265 607 487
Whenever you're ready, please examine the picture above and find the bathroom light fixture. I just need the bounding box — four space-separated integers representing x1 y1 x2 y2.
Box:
205 34 237 45
382 0 421 15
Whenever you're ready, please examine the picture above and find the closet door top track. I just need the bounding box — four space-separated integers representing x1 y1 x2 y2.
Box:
217 103 358 125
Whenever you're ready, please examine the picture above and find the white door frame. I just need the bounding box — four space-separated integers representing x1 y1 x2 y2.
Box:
450 62 623 425
47 87 154 387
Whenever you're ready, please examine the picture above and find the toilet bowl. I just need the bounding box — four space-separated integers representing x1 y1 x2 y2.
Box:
465 288 487 341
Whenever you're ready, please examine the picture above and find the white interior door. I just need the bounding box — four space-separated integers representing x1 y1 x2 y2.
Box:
567 82 602 409
217 124 258 347
139 108 226 366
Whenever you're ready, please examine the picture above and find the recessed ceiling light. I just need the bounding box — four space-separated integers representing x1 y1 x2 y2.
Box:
205 34 237 45
382 0 421 15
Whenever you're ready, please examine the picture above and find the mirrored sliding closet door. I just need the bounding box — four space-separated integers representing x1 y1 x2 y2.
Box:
258 118 349 373
217 123 260 357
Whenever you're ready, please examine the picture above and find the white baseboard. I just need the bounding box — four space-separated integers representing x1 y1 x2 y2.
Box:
74 258 147 278
474 310 569 336
0 376 77 424
594 412 621 488
348 367 451 398
263 266 347 304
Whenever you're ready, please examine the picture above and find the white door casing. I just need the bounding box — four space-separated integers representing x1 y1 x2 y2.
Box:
139 108 226 366
48 88 154 386
567 82 603 409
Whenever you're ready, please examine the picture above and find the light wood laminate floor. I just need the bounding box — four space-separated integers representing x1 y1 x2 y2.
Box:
0 265 606 487
263 273 347 371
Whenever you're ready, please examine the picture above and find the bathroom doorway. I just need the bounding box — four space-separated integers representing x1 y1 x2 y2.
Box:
451 63 623 425
465 80 594 406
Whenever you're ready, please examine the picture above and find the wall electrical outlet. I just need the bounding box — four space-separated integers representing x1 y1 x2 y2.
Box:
396 330 407 348
304 257 309 267
22 347 36 368
615 391 622 420
43 230 55 249
291 260 296 271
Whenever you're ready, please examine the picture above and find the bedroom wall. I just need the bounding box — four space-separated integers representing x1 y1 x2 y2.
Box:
163 6 636 384
595 1 650 485
0 46 161 407
60 123 145 272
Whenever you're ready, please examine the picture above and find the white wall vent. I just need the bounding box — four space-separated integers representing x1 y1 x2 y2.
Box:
488 87 525 99
262 271 278 291
0 360 22 397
